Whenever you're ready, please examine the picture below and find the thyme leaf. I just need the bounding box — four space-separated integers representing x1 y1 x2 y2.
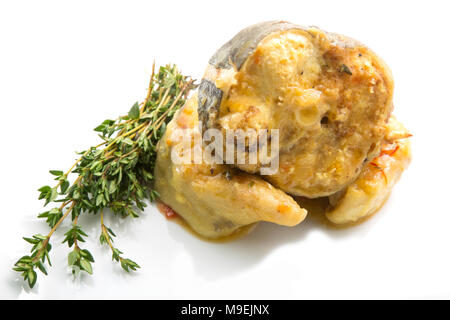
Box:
13 64 196 288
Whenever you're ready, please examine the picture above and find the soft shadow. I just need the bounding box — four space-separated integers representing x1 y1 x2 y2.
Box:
166 195 389 281
6 217 46 299
6 208 143 298
4 272 36 299
77 208 147 280
166 219 311 281
7 193 390 294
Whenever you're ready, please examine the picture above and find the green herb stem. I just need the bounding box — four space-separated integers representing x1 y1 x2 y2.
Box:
14 64 196 288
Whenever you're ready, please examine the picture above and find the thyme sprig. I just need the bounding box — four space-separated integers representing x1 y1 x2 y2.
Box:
13 64 196 288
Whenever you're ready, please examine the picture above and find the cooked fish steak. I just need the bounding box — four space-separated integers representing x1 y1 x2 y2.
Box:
199 21 394 198
155 94 307 239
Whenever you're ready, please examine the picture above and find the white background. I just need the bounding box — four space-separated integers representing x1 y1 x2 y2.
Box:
1 0 449 299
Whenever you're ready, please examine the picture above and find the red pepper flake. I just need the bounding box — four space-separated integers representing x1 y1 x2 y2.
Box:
156 201 178 219
370 161 388 184
380 144 399 157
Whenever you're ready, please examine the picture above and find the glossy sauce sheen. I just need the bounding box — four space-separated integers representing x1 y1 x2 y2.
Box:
296 196 389 229
156 200 258 243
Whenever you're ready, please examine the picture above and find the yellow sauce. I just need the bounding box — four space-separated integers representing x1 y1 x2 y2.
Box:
296 193 392 230
157 200 258 243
